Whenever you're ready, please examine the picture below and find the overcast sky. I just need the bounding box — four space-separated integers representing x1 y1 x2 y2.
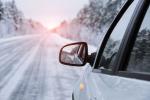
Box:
4 0 89 29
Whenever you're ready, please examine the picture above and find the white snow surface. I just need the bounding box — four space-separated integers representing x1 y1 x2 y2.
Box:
0 33 87 100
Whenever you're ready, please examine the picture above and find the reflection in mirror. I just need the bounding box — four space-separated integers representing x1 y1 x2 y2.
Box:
60 43 87 66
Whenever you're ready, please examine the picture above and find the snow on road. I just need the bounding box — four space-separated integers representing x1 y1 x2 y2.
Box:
0 34 85 100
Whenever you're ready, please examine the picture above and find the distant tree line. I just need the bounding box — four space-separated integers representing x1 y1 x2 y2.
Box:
0 0 47 38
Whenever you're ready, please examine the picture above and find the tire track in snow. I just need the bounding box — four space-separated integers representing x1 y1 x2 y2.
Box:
0 39 36 62
0 39 37 88
0 39 42 100
0 40 34 70
9 42 47 100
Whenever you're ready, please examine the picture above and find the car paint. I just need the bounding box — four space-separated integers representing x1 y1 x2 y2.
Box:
73 65 150 100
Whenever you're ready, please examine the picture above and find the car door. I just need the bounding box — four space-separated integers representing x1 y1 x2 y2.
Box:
73 0 150 100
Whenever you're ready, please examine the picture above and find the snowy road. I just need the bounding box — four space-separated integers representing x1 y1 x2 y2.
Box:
0 34 83 100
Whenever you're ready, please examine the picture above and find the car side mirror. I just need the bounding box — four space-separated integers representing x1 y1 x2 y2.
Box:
59 42 88 66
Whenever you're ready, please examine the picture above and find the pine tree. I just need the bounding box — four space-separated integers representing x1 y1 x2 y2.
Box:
4 0 23 30
0 0 3 20
77 0 104 32
102 0 125 25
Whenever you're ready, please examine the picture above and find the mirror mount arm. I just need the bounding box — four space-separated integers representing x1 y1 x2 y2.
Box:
87 52 97 66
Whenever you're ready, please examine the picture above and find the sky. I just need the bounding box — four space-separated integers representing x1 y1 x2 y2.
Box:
4 0 89 29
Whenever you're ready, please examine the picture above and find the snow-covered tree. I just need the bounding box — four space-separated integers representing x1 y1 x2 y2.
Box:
4 0 23 30
77 0 104 32
102 0 126 26
0 0 4 20
0 0 47 38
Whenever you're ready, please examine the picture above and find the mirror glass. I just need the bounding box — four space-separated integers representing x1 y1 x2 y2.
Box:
60 43 87 66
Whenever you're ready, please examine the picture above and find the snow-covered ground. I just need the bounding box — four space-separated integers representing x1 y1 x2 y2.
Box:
0 33 90 100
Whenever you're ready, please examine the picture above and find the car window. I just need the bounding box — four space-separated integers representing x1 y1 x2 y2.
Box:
98 0 139 70
127 5 150 74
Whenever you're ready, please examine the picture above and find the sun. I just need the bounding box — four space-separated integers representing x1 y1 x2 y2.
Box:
44 21 60 30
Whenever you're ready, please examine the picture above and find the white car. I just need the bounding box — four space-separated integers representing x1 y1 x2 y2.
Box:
59 0 150 100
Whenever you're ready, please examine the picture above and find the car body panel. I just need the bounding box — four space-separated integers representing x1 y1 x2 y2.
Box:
73 66 150 100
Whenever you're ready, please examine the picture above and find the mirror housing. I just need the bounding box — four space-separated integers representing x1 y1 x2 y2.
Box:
59 42 88 66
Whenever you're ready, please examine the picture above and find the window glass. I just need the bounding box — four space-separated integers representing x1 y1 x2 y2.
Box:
127 6 150 74
98 0 139 69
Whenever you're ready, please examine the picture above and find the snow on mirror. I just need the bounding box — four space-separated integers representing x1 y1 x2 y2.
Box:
59 42 88 66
